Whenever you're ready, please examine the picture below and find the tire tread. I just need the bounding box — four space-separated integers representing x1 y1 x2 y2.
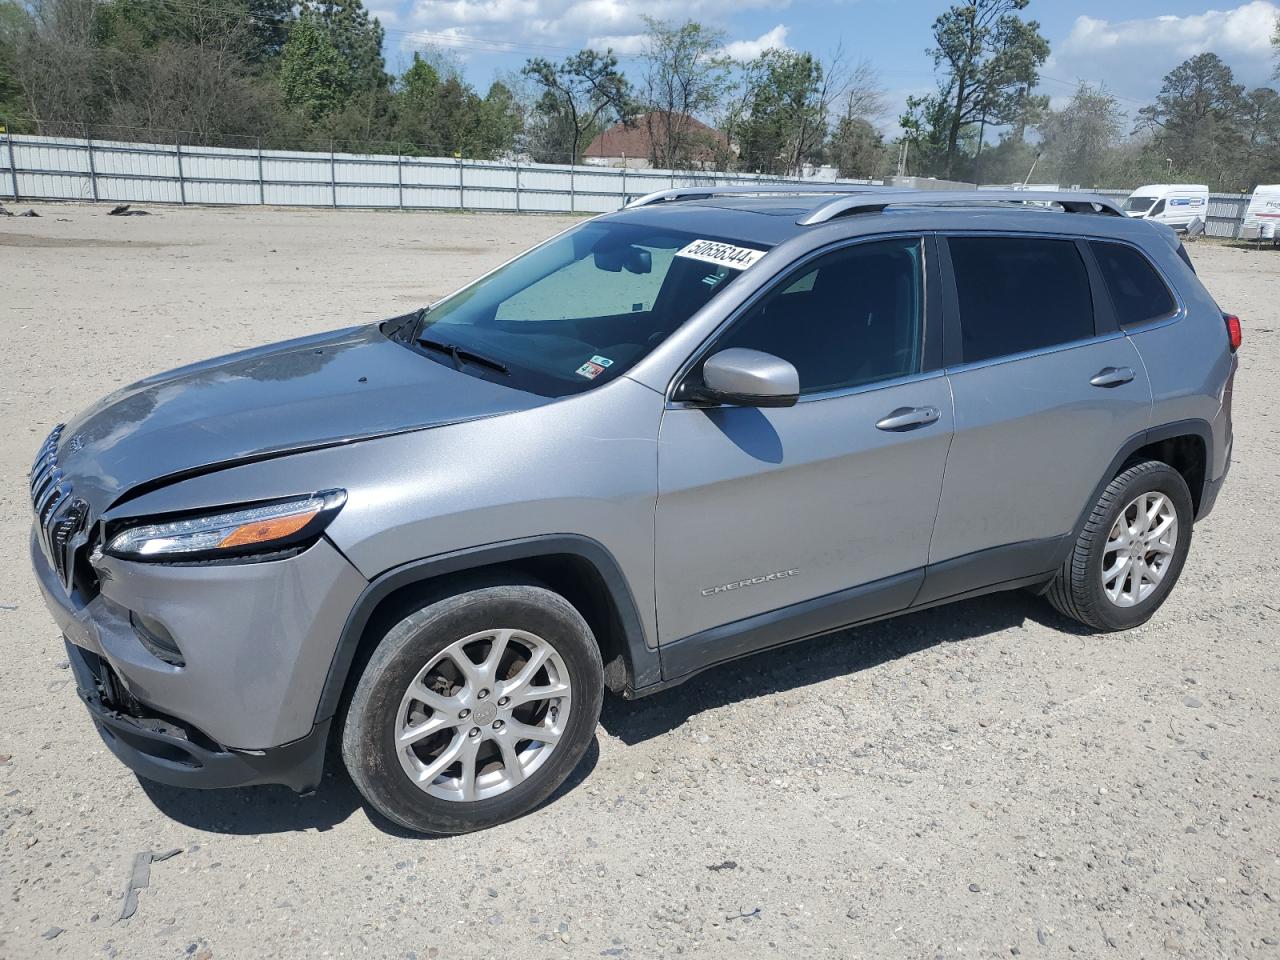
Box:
1048 460 1192 631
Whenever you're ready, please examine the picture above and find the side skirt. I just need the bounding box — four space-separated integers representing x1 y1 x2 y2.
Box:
638 539 1062 698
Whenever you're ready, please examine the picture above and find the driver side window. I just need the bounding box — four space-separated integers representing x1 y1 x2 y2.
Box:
711 237 924 395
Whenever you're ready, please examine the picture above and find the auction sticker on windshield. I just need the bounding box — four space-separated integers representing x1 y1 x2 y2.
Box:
676 239 766 270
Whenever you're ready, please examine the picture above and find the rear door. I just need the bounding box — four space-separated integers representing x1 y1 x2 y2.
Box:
921 233 1152 603
654 235 953 645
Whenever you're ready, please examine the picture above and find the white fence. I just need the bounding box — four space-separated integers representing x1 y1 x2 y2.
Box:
0 132 1253 235
0 131 871 213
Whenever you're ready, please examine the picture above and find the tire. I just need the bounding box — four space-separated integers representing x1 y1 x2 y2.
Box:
341 583 603 835
1047 460 1194 632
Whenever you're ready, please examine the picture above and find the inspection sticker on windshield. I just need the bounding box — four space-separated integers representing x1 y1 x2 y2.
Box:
676 239 765 271
576 355 613 380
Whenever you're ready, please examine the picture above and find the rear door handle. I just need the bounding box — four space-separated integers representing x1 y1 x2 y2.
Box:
876 406 941 432
1090 366 1136 388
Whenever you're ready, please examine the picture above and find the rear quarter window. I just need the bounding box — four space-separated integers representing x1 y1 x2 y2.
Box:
947 236 1095 364
1090 241 1178 328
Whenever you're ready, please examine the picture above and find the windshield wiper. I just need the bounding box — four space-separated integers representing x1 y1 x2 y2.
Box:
418 336 510 375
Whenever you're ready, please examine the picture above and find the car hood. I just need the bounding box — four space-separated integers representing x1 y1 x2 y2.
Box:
53 323 547 513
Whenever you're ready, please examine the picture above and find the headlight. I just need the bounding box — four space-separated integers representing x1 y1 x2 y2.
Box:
106 490 346 561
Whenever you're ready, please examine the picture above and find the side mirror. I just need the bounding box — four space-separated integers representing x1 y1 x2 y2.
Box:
693 348 799 408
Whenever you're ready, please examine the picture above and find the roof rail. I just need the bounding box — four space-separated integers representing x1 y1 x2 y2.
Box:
797 189 1125 225
626 183 881 208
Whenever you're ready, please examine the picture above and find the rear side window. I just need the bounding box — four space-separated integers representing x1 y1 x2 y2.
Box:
1091 241 1177 327
948 236 1095 364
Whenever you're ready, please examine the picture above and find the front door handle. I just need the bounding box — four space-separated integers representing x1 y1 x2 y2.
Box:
876 406 941 432
1090 366 1136 388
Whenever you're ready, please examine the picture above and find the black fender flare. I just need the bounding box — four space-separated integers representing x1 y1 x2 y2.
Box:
313 534 660 724
1052 417 1214 570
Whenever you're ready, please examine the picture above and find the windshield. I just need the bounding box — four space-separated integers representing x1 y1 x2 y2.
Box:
409 221 767 397
1123 196 1157 213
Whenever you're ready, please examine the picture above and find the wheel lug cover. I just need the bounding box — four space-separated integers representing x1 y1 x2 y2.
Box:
493 719 504 730
458 709 470 720
478 689 489 700
469 727 480 737
497 696 509 707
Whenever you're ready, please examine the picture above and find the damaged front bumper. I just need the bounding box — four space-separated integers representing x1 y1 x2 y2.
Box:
31 526 365 793
63 638 329 792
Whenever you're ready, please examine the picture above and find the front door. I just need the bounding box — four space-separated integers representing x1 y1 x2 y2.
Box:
654 236 953 647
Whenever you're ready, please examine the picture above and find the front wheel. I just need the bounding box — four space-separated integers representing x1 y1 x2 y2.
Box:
341 583 604 835
1047 460 1194 631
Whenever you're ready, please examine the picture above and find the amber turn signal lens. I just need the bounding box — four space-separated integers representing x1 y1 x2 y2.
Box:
217 509 319 548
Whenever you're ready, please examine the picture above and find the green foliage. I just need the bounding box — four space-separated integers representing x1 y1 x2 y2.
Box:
639 17 732 168
735 49 825 175
245 0 294 63
1037 83 1125 187
2 0 1274 191
0 1 30 124
1136 53 1245 188
388 54 518 158
827 114 885 179
279 10 350 123
308 0 386 95
1273 15 1279 79
902 0 1049 179
522 49 632 163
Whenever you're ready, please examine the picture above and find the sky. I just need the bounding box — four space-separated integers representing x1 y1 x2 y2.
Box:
367 0 1280 130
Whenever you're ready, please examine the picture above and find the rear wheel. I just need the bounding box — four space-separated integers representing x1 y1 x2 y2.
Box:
341 584 603 834
1047 460 1194 631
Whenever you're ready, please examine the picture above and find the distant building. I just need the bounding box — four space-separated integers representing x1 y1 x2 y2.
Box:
583 112 729 170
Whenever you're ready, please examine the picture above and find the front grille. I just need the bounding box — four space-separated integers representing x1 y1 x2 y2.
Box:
31 424 92 591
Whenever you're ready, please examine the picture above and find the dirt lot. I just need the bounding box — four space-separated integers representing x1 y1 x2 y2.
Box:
1 204 1277 960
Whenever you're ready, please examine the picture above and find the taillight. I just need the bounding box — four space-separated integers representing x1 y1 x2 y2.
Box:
1224 313 1242 352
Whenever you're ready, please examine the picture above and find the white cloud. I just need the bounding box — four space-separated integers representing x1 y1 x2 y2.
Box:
399 0 792 55
1047 2 1280 110
585 32 650 55
721 24 789 60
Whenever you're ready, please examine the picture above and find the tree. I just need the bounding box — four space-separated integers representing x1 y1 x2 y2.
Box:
1037 82 1125 186
309 0 386 95
93 0 278 139
6 0 102 126
828 115 885 178
0 1 30 122
245 0 294 63
279 10 349 123
825 59 887 178
904 0 1049 179
1137 53 1245 187
638 17 731 168
1239 86 1280 187
1273 15 1279 79
735 49 825 175
840 59 887 126
391 54 518 158
522 50 631 164
476 81 522 158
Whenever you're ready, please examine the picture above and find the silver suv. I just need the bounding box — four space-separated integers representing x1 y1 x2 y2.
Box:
31 188 1238 834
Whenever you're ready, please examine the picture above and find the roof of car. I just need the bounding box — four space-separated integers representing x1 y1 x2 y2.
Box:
599 187 1163 250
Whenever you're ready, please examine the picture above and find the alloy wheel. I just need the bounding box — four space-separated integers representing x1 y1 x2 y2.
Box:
394 629 571 802
1101 491 1179 608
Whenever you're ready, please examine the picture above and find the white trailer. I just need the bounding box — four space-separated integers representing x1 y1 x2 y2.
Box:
1241 185 1280 243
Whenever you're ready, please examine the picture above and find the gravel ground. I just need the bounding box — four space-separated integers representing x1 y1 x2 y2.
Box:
1 204 1277 960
